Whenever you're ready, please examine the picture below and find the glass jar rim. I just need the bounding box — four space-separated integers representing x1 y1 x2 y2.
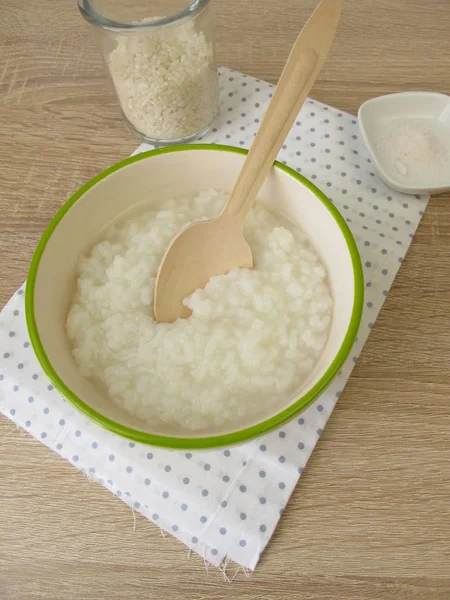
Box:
77 0 210 31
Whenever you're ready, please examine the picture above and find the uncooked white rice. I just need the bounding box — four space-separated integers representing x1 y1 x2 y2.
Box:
108 17 219 140
66 190 332 432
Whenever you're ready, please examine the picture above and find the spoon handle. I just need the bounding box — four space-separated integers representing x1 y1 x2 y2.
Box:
221 0 342 223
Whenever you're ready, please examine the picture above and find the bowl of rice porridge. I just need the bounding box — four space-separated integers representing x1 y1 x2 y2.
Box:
26 145 363 449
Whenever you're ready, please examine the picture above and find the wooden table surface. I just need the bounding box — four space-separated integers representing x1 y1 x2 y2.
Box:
1 0 450 598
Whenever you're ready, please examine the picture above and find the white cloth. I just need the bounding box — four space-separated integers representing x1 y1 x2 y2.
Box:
0 67 429 570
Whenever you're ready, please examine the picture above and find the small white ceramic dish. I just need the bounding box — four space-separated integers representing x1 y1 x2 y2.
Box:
358 92 450 195
25 145 363 449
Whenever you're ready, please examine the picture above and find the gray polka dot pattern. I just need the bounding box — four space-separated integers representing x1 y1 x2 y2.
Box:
0 67 429 572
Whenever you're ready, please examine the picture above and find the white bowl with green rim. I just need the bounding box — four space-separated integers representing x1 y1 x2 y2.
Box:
26 144 363 449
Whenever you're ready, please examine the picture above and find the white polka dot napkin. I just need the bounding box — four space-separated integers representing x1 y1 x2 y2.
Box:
0 66 429 572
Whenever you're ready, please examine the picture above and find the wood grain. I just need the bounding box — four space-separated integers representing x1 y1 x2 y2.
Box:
1 0 450 598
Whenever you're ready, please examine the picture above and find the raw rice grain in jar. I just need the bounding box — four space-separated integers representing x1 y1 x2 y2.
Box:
78 0 220 144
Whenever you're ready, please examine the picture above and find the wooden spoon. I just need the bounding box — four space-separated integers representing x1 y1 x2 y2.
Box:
154 0 342 323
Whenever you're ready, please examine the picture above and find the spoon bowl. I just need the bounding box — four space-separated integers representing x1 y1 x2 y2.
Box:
154 216 252 323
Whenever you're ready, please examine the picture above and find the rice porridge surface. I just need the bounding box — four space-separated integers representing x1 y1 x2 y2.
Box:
66 190 333 432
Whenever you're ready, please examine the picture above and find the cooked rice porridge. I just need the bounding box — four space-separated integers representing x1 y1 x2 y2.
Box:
66 190 332 432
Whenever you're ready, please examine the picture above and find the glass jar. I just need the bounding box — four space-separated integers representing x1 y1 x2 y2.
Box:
78 0 220 145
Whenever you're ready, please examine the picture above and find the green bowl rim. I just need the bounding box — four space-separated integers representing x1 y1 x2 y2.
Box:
25 143 364 449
